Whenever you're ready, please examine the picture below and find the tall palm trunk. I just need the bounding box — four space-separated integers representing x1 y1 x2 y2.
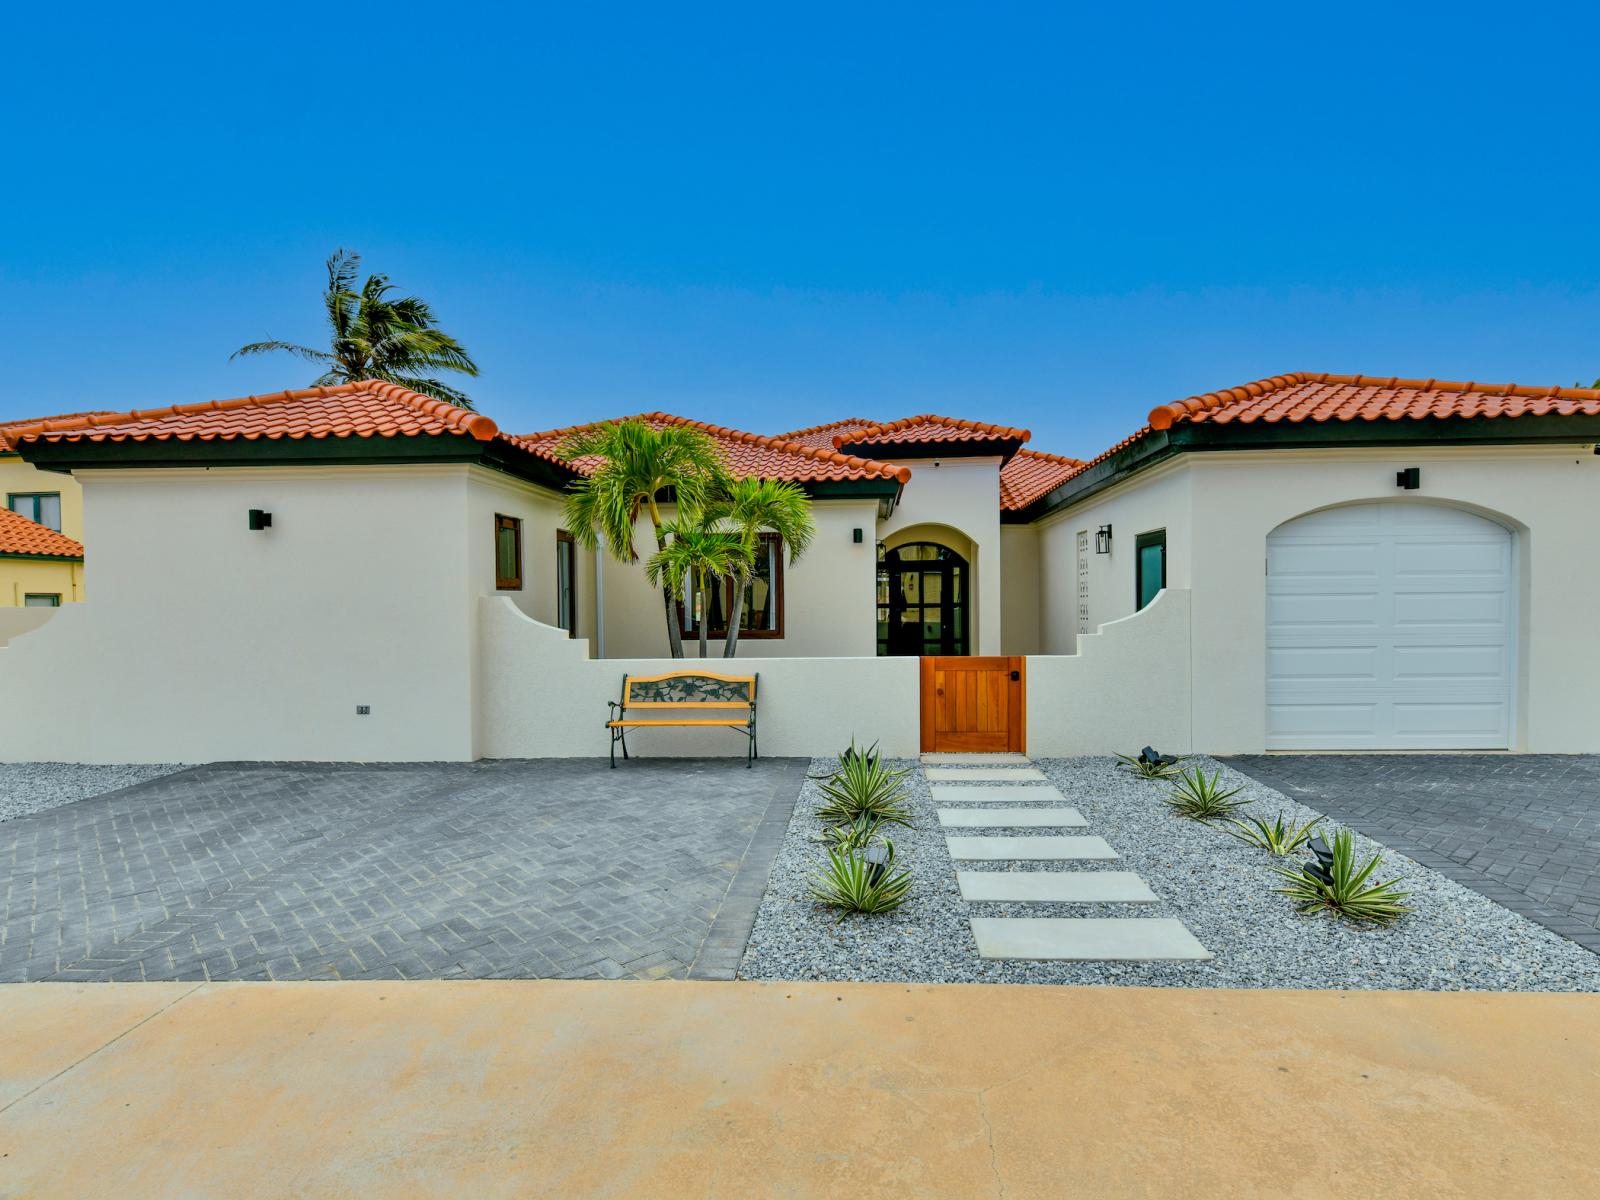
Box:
722 572 747 658
649 500 684 659
696 569 710 658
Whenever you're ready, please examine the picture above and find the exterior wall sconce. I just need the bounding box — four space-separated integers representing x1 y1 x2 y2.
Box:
1095 524 1113 554
1396 467 1421 490
853 527 864 543
248 509 273 531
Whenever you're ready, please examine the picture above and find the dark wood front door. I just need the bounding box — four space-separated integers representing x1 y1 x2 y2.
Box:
920 656 1025 752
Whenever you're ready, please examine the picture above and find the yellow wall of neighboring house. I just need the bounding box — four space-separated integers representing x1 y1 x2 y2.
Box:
1 556 83 606
1 452 84 542
0 452 85 606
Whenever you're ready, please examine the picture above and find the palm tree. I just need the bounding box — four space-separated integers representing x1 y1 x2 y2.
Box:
232 248 480 409
559 419 730 658
710 478 816 657
646 520 749 659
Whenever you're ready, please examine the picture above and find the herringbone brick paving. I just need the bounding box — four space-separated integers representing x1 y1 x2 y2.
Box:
0 758 803 982
1224 754 1600 955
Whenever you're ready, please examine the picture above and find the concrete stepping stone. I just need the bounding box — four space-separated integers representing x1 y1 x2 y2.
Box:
921 752 1032 765
970 917 1213 961
924 767 1047 782
938 808 1086 828
945 835 1117 861
957 871 1159 903
929 784 1066 805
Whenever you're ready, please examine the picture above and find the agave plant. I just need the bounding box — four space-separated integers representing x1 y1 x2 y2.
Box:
1271 828 1412 925
814 750 913 827
816 812 887 853
1114 751 1180 780
1225 812 1320 855
809 841 913 921
1161 766 1250 822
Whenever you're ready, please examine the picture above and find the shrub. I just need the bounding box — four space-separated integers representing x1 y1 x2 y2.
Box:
1225 812 1320 855
1160 766 1250 821
1271 828 1412 925
809 841 913 921
814 750 913 827
1114 751 1180 780
817 812 887 853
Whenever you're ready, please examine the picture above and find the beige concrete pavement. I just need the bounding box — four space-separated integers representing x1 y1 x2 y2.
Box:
1 980 1597 1198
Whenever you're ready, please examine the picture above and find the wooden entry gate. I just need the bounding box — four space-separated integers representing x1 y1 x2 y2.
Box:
919 656 1026 753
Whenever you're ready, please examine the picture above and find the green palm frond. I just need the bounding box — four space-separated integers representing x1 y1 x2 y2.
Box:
236 247 479 408
644 520 749 594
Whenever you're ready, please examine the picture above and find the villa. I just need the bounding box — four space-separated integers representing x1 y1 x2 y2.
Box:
1 372 1597 763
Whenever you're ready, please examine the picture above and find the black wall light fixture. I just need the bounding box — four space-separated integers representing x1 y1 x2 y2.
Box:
1396 467 1421 490
248 509 273 530
1095 524 1113 554
853 527 864 544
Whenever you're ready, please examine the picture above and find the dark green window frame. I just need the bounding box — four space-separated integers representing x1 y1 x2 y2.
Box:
23 593 61 607
8 492 62 532
555 529 577 637
1135 529 1166 611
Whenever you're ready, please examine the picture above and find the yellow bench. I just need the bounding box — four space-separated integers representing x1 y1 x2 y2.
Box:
606 670 760 768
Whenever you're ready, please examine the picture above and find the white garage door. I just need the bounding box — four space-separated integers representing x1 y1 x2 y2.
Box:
1266 502 1514 750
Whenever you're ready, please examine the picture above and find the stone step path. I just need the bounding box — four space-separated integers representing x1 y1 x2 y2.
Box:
945 835 1118 861
920 754 1212 964
929 785 1066 805
924 767 1047 783
938 808 1087 828
970 917 1213 961
958 871 1159 903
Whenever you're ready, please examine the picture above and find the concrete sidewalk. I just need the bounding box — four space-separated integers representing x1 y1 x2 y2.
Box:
1 981 1596 1198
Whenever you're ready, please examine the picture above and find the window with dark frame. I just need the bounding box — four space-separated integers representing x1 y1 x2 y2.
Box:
494 514 523 590
23 593 61 607
555 530 577 637
8 492 62 532
1135 529 1167 611
679 532 784 640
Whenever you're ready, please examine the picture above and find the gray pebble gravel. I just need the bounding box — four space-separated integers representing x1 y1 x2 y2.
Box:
0 762 191 825
739 754 1600 991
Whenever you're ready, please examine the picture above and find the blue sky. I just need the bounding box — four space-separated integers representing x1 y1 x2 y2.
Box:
3 2 1597 458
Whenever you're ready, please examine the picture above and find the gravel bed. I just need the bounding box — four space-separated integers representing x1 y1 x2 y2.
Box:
0 762 191 825
739 754 1600 990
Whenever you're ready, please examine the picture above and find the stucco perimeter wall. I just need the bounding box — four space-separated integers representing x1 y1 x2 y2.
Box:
1026 587 1191 756
0 466 479 763
479 597 920 759
0 606 57 646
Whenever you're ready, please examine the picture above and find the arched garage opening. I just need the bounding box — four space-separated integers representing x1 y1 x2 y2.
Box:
1265 500 1515 750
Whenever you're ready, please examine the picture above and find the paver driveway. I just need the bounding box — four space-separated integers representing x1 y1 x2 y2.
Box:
0 759 803 983
1224 754 1600 955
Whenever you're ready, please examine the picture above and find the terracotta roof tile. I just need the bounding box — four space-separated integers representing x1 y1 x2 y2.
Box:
1147 372 1600 431
0 411 116 452
9 381 505 448
522 413 913 486
0 507 82 559
773 418 878 451
833 414 1032 451
999 448 1084 511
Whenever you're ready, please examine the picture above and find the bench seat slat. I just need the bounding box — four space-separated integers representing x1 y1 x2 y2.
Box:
608 718 752 728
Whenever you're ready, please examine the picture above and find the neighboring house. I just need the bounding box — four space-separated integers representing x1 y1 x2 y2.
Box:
0 373 1596 762
0 412 100 605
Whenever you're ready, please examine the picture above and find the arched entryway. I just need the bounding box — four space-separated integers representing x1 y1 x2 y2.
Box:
1266 500 1515 749
877 541 969 656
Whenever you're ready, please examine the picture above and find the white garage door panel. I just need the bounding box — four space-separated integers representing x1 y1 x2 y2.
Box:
1267 503 1513 750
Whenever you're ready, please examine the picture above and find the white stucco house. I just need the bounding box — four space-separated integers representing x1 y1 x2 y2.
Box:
1 371 1596 762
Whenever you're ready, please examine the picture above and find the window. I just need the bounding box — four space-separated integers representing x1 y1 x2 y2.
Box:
494 515 523 590
877 541 968 656
23 593 61 607
555 530 577 637
1135 529 1166 611
680 533 784 639
8 493 62 532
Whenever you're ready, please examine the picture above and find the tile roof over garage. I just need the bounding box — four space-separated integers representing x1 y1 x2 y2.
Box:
522 413 912 485
998 449 1085 511
0 507 82 559
832 415 1032 452
1147 373 1600 431
0 412 116 452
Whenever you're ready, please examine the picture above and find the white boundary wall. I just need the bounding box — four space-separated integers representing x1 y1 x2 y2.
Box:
1026 587 1191 756
478 597 921 759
